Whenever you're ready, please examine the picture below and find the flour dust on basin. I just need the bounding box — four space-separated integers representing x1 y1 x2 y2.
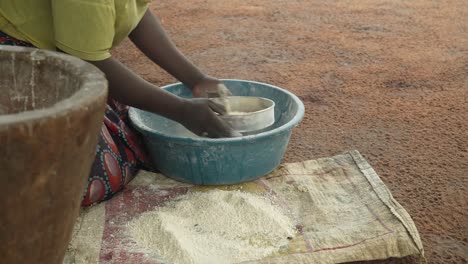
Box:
127 190 297 264
129 80 305 185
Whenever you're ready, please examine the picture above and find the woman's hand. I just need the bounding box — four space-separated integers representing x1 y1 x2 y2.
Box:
178 98 241 138
188 77 240 138
192 76 232 98
126 10 239 138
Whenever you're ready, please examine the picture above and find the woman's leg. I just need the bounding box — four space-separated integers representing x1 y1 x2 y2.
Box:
0 31 34 47
1 31 151 206
81 100 151 206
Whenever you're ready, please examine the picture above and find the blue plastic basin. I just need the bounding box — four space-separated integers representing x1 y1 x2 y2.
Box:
129 80 304 185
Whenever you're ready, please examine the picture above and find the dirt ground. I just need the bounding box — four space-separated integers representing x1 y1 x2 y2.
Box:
113 0 468 263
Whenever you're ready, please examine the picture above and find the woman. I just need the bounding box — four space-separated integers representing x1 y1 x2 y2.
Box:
0 0 239 206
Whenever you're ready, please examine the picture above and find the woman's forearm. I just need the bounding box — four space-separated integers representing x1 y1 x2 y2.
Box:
129 9 206 89
91 57 186 122
89 57 239 138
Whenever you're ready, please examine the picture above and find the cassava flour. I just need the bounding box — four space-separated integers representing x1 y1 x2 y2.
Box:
127 190 296 264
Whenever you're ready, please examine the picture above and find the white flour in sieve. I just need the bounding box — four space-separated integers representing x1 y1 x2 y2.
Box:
127 190 296 264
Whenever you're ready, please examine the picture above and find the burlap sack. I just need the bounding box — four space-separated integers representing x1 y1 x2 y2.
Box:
64 150 423 264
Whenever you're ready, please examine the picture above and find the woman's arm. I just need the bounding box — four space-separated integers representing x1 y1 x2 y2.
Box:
92 57 185 120
129 9 223 94
90 57 238 138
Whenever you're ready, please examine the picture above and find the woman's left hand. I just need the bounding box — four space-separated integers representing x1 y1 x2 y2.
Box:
192 76 232 98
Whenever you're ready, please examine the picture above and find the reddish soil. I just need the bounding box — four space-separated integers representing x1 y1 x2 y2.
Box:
113 0 467 263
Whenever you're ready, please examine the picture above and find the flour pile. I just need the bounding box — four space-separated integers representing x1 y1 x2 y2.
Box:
127 190 296 264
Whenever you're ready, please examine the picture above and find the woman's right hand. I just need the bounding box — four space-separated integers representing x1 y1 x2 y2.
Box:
178 98 241 138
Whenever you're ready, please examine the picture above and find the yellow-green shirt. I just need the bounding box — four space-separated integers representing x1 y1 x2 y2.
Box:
0 0 150 61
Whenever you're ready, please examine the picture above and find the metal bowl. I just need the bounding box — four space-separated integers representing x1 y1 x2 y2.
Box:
215 96 275 133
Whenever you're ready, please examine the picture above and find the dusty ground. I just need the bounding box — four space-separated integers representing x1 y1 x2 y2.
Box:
113 0 468 263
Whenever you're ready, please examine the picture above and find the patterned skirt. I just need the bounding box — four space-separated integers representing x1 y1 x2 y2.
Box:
0 31 151 206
